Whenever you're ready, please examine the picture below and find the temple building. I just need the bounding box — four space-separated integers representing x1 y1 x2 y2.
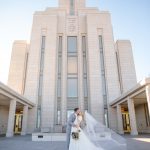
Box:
0 0 150 137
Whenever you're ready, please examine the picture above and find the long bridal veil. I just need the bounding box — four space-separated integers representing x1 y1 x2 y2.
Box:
83 112 127 150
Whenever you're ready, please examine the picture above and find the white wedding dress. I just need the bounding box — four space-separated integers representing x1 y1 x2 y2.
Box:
69 114 103 150
69 112 127 150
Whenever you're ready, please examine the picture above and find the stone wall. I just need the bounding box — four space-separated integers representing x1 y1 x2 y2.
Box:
0 106 9 135
135 103 150 133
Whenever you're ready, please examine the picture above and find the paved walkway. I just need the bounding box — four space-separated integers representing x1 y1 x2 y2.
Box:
125 134 150 150
0 134 150 150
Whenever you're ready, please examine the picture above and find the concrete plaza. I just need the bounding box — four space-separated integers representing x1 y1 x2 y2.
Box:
0 134 150 150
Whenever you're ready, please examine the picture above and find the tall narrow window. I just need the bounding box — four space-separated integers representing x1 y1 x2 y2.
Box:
82 36 88 110
22 52 29 94
67 36 78 102
37 36 46 129
116 52 123 93
57 36 62 125
99 35 107 105
57 36 62 98
99 35 108 127
70 0 75 15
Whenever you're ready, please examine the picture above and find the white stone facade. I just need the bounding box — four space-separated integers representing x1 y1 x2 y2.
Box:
8 41 29 94
115 40 137 93
7 0 137 133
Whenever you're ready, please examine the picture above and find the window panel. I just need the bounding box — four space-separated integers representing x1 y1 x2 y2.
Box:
57 78 61 97
36 108 41 128
40 52 44 73
57 110 61 125
100 52 105 71
82 36 86 52
67 78 78 97
41 36 46 49
70 0 75 15
68 57 77 74
38 75 43 97
58 36 62 53
102 75 107 96
83 56 87 74
84 78 88 97
99 35 103 49
68 37 77 53
58 56 62 74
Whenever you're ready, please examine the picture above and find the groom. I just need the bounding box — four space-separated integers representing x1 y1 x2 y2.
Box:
66 108 80 149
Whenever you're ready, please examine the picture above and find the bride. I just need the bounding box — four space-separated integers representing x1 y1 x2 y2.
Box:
69 111 103 150
67 108 127 150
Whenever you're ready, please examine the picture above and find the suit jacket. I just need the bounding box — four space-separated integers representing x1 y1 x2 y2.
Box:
66 113 76 133
66 113 76 149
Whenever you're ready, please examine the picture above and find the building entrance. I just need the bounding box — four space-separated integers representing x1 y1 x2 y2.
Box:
14 114 23 134
122 111 131 133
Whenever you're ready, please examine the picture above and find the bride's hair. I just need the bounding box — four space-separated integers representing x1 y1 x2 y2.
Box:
78 112 85 120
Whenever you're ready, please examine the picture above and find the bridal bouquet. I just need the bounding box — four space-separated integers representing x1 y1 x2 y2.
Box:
72 130 80 140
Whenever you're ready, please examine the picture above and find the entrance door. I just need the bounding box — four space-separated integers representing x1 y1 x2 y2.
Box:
14 114 23 134
122 112 131 133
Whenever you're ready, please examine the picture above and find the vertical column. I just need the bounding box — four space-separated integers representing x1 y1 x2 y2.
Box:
117 104 124 134
6 99 16 137
127 97 138 135
21 105 28 135
146 85 150 117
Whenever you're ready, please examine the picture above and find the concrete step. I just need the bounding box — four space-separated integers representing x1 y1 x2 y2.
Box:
32 133 66 141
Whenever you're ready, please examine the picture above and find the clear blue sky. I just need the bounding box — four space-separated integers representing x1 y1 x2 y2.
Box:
0 0 150 83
